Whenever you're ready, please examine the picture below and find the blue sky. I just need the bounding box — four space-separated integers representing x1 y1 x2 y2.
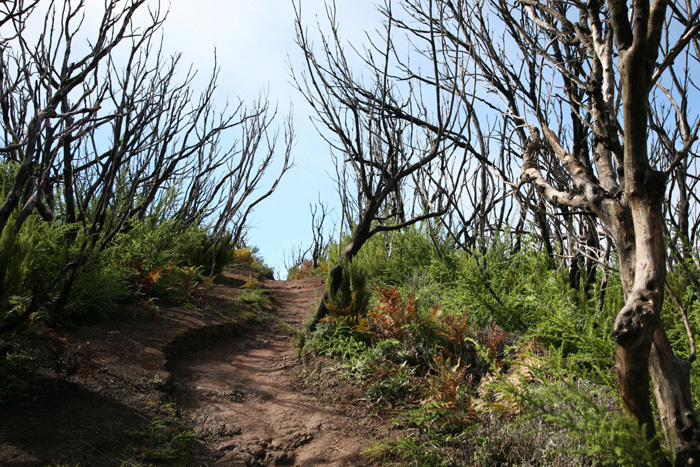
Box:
156 0 383 277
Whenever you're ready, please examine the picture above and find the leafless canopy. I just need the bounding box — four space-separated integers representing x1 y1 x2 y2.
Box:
0 0 292 330
293 0 471 323
299 0 700 461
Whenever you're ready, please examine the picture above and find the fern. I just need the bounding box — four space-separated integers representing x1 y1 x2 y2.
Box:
0 215 33 322
367 286 419 341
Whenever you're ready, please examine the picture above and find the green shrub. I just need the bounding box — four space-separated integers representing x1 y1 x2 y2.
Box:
236 288 274 317
324 255 373 318
63 247 130 318
379 223 440 285
0 336 41 404
127 402 197 464
303 320 371 362
184 230 236 276
364 234 562 336
364 360 418 402
363 435 450 467
302 222 685 466
519 368 661 466
248 256 275 279
0 215 34 324
109 219 196 272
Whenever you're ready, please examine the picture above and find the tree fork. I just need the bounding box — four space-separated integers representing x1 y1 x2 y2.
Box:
612 295 663 455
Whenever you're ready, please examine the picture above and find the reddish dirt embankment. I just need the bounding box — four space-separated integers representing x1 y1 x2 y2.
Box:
0 270 394 466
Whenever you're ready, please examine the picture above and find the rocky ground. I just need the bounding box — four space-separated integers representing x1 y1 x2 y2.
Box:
0 269 396 466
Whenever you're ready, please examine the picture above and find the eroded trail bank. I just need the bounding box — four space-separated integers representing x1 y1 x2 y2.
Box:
171 278 395 466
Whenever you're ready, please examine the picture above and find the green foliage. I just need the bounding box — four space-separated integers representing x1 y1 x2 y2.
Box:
248 257 275 279
303 320 371 362
363 435 450 467
63 247 130 318
0 336 40 404
0 160 17 197
325 255 373 318
321 222 459 290
236 288 274 320
184 230 236 276
23 220 70 286
364 360 418 401
302 223 665 465
13 215 231 323
118 461 154 467
379 222 452 286
660 269 700 413
365 232 580 336
0 215 34 323
519 364 661 466
447 236 558 331
462 412 599 466
530 270 617 365
109 219 200 272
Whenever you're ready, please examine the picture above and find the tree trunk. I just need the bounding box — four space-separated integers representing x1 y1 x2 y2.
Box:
609 32 700 460
650 326 700 464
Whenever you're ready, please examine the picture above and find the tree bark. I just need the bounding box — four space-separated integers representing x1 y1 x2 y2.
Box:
650 326 700 464
608 7 700 458
609 193 664 455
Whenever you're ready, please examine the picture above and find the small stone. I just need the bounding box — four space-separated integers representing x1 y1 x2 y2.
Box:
249 444 266 459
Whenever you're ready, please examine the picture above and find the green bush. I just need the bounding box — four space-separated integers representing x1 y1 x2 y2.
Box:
324 255 374 318
63 246 130 318
303 320 371 362
303 226 665 465
365 360 418 401
8 214 233 323
127 402 197 464
236 288 274 317
0 215 34 324
321 222 459 290
379 223 446 286
183 230 236 276
519 365 660 466
0 336 41 404
108 219 197 271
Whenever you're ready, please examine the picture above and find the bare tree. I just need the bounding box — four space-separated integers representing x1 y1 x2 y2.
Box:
293 1 468 326
344 0 700 461
0 0 292 331
284 196 334 275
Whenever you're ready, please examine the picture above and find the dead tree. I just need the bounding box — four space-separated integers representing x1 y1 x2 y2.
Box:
359 0 700 462
293 1 467 326
284 196 334 275
0 0 292 330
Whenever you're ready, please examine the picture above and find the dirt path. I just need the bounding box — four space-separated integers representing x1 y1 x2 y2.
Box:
0 272 394 466
172 278 394 466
